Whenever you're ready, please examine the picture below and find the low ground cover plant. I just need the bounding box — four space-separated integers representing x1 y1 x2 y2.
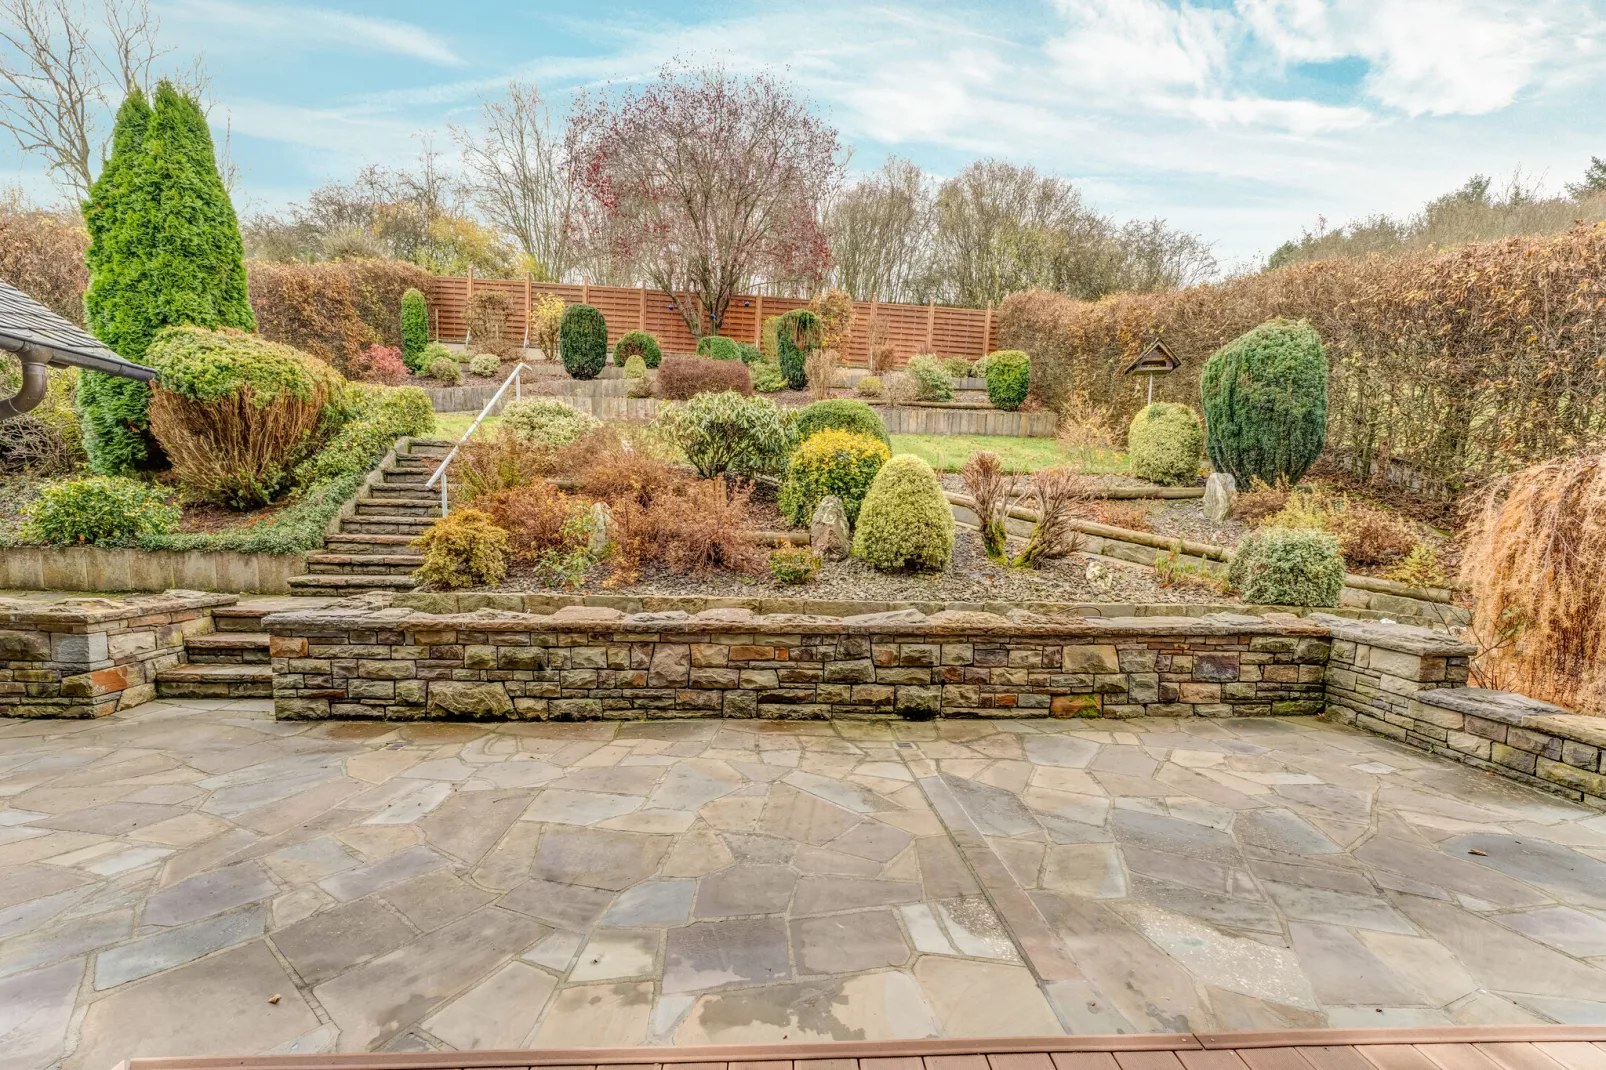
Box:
1228 526 1345 606
1126 402 1201 486
857 376 882 398
769 543 820 584
778 429 889 526
23 475 180 545
1258 484 1419 566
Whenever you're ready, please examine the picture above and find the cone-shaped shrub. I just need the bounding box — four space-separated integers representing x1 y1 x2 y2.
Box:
80 83 255 475
560 303 607 379
1201 318 1328 486
985 349 1030 410
615 329 661 368
400 288 428 371
852 454 955 571
1127 402 1202 486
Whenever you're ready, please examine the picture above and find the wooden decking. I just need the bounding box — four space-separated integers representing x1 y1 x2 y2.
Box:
114 1026 1606 1070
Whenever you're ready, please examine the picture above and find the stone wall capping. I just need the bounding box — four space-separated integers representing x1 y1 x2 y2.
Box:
0 589 238 630
1308 613 1476 657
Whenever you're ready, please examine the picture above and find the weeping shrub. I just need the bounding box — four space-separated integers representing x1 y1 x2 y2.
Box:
560 303 607 379
779 429 889 527
614 329 661 368
852 454 955 571
145 326 343 508
1228 527 1345 607
400 287 428 371
776 308 821 389
1201 318 1328 486
793 398 890 450
985 349 1030 411
1127 402 1202 486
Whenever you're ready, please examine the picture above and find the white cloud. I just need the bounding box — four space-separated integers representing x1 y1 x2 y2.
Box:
171 0 464 66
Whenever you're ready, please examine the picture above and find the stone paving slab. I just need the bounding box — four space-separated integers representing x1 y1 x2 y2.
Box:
2 701 1606 1069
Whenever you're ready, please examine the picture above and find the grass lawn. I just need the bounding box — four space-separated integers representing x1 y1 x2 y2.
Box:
891 433 1126 474
433 411 502 440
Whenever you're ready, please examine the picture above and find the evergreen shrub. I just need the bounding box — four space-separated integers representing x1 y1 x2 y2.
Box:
779 429 889 527
428 356 461 384
23 475 179 545
793 398 890 449
468 352 502 378
852 454 955 571
985 349 1030 410
501 397 602 450
614 329 661 368
1127 402 1202 486
560 303 607 379
697 335 742 361
412 509 509 588
655 392 792 478
749 358 786 393
400 287 428 371
1201 318 1328 486
1228 527 1345 607
776 308 821 389
907 354 954 401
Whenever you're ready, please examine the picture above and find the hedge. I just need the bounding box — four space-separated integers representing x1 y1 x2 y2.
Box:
249 259 432 370
560 303 607 379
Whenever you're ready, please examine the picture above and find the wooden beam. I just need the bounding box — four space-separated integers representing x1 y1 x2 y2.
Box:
983 303 993 356
640 282 647 330
926 299 935 352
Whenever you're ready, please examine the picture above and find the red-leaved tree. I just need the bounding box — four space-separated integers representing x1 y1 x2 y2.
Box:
569 63 842 339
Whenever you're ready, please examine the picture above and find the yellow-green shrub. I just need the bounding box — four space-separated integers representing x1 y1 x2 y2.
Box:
412 509 509 588
1127 402 1202 486
852 454 955 571
779 429 889 526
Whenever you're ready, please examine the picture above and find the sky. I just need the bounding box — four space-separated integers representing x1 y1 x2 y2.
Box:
5 0 1606 269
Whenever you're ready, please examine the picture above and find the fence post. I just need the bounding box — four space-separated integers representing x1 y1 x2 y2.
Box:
583 278 590 306
983 303 993 357
926 299 935 352
523 275 531 349
465 267 474 345
639 282 647 330
754 290 763 344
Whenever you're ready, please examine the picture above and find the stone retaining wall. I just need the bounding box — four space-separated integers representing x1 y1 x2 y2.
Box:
0 546 307 595
264 603 1331 723
0 591 235 717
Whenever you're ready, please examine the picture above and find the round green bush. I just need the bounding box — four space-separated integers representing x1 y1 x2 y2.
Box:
400 288 428 372
23 475 179 545
1201 318 1328 486
428 356 461 384
622 354 648 379
735 341 762 365
615 329 661 369
857 376 882 398
793 398 891 450
1228 526 1345 607
750 359 786 393
501 397 602 449
654 391 792 478
696 335 742 362
776 308 821 390
1127 402 1202 486
907 354 954 401
779 429 890 527
417 341 452 374
468 352 501 378
560 303 608 380
852 454 955 571
985 349 1030 411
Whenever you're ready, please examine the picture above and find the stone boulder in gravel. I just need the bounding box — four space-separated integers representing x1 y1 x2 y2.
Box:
810 495 851 560
1203 472 1237 521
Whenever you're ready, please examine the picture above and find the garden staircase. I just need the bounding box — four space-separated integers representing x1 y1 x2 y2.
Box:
285 437 453 597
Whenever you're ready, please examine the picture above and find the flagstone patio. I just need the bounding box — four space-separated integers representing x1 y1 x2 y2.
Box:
3 702 1606 1070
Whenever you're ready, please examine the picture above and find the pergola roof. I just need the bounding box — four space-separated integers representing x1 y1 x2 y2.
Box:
0 279 154 380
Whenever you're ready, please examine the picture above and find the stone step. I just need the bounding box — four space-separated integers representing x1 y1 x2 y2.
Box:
305 554 422 575
356 499 440 517
183 632 272 664
406 440 452 457
369 486 437 500
322 534 419 554
338 516 436 535
287 574 421 596
211 597 336 631
156 662 272 698
381 470 429 484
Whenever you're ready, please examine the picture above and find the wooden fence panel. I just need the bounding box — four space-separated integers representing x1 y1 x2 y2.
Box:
426 277 1004 366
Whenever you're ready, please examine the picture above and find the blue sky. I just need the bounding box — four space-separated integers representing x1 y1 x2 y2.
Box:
7 0 1606 267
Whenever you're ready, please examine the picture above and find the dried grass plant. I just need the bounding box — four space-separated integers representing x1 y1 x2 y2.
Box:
450 428 551 501
1459 451 1606 714
1015 466 1092 568
960 450 1017 564
805 348 840 401
609 476 764 580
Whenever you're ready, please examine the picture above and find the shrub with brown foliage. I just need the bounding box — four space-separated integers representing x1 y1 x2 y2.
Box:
1015 467 1092 568
466 290 516 359
247 259 431 371
961 451 1016 563
1232 477 1291 522
345 345 409 386
478 481 587 562
805 348 839 401
449 428 550 501
656 355 752 400
0 203 88 324
570 443 691 508
610 476 764 578
1459 451 1606 714
1078 500 1152 532
999 224 1606 495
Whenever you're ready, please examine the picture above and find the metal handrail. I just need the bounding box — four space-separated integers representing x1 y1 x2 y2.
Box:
425 362 528 517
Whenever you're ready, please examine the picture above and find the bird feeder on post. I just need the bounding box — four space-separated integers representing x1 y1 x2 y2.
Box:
1123 339 1181 406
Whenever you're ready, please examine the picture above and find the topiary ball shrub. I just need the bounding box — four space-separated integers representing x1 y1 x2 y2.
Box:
1127 402 1203 486
656 356 752 400
146 325 345 508
501 397 602 450
749 358 786 393
22 475 180 545
400 287 428 371
468 352 502 378
779 429 890 527
654 391 792 478
857 375 883 398
985 349 1030 411
907 354 955 402
559 303 607 380
1201 318 1329 486
428 356 461 384
852 454 955 572
412 508 509 588
776 308 821 390
1228 526 1345 607
794 398 891 450
416 341 452 375
614 329 661 369
696 335 742 362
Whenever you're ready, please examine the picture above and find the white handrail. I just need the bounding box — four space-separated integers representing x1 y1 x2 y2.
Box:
425 362 527 517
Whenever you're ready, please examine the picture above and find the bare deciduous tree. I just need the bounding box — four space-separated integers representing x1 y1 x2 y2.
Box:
825 155 934 302
0 0 168 200
570 63 844 338
453 81 579 282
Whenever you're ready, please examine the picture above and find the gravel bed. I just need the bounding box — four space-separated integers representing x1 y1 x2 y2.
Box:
1146 499 1250 550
